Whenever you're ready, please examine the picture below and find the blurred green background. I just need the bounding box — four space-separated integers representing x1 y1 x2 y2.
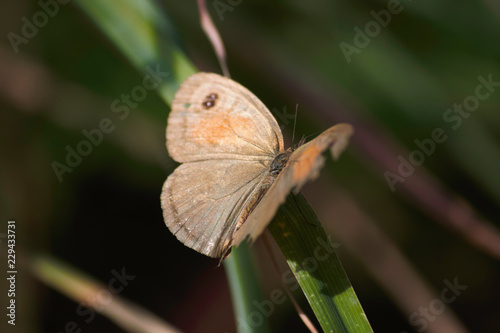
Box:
1 0 499 332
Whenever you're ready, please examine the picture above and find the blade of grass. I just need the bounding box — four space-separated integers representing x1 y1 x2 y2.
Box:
262 233 320 333
74 0 196 105
30 255 182 333
224 244 270 333
268 193 373 333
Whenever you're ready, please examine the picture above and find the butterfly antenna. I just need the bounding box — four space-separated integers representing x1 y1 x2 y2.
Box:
303 130 323 141
291 104 299 145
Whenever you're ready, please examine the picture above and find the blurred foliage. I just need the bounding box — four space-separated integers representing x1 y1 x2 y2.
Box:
1 0 499 332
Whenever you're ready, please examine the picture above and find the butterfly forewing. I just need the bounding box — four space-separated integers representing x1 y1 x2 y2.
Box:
167 73 284 163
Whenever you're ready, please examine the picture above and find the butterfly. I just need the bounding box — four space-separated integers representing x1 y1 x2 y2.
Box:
161 72 353 259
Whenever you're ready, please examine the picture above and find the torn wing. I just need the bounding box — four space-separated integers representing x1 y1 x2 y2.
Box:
233 123 354 245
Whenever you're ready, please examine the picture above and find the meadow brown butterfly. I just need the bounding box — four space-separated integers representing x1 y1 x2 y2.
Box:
161 73 353 258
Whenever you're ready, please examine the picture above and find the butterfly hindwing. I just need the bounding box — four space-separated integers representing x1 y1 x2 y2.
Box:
161 159 270 257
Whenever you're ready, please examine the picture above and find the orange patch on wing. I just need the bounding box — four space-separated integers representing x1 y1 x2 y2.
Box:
293 144 321 181
190 112 254 145
190 113 233 144
228 113 255 135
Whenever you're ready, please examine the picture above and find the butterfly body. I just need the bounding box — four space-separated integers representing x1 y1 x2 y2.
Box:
161 73 353 258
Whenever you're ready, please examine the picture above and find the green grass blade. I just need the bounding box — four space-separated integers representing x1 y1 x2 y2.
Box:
74 0 196 104
31 255 182 333
224 244 270 333
268 194 373 332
